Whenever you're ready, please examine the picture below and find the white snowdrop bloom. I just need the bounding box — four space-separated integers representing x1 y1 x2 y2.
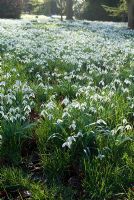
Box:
111 129 116 135
69 121 76 130
15 80 22 86
21 116 26 121
129 75 134 78
0 111 4 117
123 119 127 125
130 104 134 109
76 132 83 137
50 95 56 100
61 97 70 106
23 94 30 100
97 153 105 160
46 101 55 110
40 110 46 117
38 82 45 88
9 108 16 114
3 115 8 121
96 119 107 126
116 125 124 133
62 136 76 149
62 111 70 118
24 105 31 112
0 106 4 112
89 107 97 114
48 114 53 120
114 79 121 85
81 102 87 111
71 101 81 109
28 93 35 98
0 134 2 140
98 105 104 111
10 116 14 123
124 79 131 85
7 97 13 104
109 91 114 97
91 94 103 101
0 93 4 98
22 100 27 105
125 124 132 131
11 68 17 72
99 80 105 86
121 87 129 93
0 81 6 86
56 119 63 124
5 73 11 78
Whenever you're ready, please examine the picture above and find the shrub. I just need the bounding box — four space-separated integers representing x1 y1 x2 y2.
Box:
0 0 22 19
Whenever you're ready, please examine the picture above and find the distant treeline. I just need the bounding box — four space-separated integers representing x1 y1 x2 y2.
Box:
22 0 123 21
75 0 121 21
0 0 127 22
0 0 22 19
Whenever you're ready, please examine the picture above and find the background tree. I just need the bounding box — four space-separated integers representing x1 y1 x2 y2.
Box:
22 0 55 16
0 0 22 18
56 0 66 21
22 0 32 13
127 0 134 29
103 0 128 21
66 0 73 20
74 0 120 21
103 0 134 29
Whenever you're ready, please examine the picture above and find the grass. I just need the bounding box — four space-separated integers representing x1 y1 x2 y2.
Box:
0 16 134 199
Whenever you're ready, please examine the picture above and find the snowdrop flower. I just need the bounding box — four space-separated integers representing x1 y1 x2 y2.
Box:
0 81 6 86
69 120 76 130
0 134 2 140
76 131 83 137
61 97 70 106
116 126 124 133
125 125 132 131
89 107 97 114
97 153 105 160
96 119 107 126
48 114 53 120
62 111 70 118
15 80 22 86
124 79 131 85
24 105 31 112
62 136 76 149
123 119 127 125
121 87 129 93
56 119 63 124
46 101 55 110
99 80 105 87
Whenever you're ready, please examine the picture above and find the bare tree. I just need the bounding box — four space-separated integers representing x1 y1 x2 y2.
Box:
57 0 66 21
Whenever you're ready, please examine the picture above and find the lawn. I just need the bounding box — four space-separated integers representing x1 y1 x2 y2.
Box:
0 16 134 199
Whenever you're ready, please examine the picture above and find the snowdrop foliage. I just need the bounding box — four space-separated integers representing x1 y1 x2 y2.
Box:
0 17 133 145
0 17 134 199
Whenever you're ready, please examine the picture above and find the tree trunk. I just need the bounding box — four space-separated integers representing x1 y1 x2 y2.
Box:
61 12 63 21
128 0 134 29
66 0 73 20
60 0 63 21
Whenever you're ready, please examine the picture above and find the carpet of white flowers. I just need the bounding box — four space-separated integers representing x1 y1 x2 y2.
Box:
0 19 134 123
0 17 134 199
